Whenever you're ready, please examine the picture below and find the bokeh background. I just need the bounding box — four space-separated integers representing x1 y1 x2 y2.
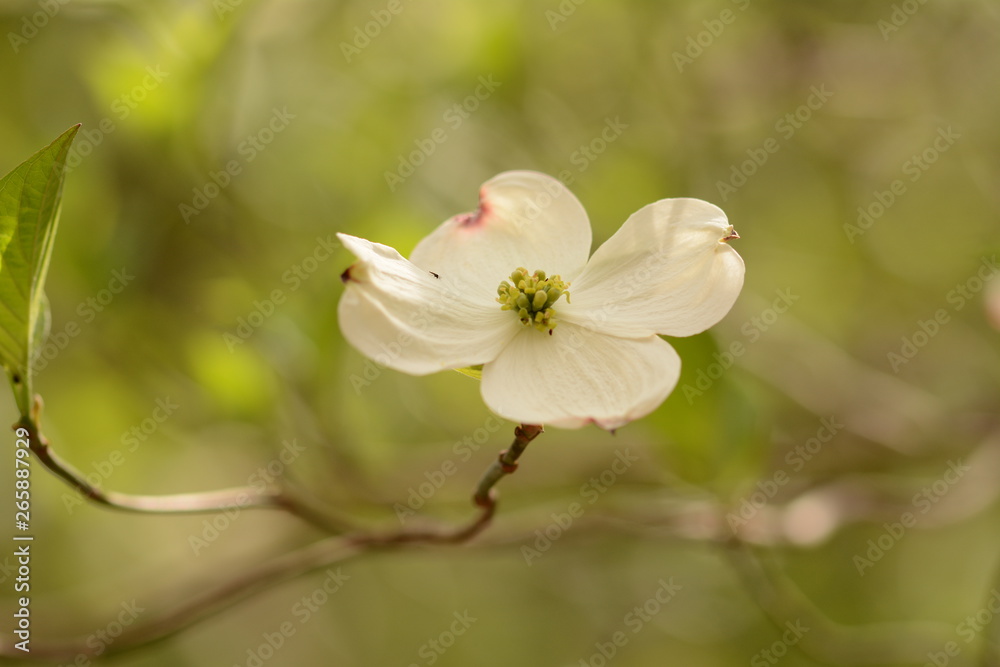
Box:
2 0 999 665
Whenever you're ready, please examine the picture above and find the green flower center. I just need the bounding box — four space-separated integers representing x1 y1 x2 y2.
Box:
496 268 570 334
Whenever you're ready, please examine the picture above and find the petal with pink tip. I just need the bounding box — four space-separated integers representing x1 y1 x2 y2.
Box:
409 171 593 301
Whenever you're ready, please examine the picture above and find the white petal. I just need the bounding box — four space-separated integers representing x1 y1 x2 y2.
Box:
562 198 744 338
480 323 681 430
408 171 593 301
338 234 520 375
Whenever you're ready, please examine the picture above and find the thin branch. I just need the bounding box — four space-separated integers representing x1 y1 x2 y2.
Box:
473 423 543 506
3 423 538 661
6 499 500 663
16 400 354 534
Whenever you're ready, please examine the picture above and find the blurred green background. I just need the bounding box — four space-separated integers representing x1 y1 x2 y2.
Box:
2 0 999 665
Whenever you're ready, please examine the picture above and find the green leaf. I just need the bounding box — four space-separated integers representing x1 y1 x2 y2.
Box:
0 125 80 415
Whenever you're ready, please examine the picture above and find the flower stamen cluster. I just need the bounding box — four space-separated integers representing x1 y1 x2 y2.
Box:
496 268 569 334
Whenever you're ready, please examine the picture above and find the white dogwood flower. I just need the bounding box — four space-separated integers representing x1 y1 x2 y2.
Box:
338 171 744 429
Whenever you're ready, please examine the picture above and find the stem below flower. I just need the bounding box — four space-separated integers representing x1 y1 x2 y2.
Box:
472 423 543 507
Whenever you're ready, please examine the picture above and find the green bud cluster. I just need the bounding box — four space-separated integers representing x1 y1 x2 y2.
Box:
496 267 570 334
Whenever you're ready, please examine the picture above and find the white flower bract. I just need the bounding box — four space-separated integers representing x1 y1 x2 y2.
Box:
338 170 745 430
